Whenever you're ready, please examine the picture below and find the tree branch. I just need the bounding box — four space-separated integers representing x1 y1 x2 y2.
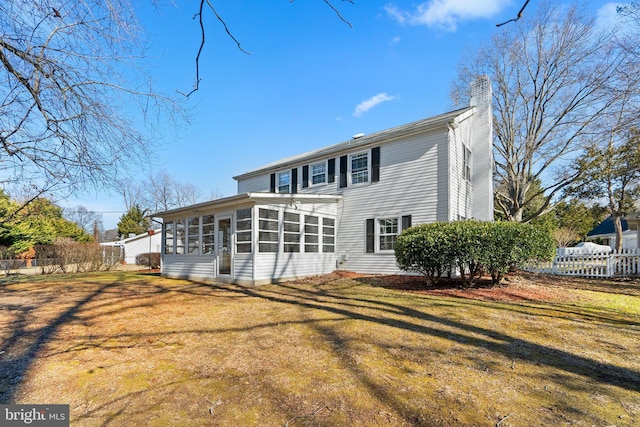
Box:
496 0 531 27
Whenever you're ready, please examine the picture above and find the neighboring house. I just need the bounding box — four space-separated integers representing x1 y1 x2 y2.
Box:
587 215 639 250
100 230 162 264
151 76 494 285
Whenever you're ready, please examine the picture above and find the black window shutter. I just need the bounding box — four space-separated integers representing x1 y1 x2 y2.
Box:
302 165 309 188
291 168 298 194
402 215 412 230
371 147 381 183
339 155 348 188
328 158 336 183
270 173 276 193
366 219 375 253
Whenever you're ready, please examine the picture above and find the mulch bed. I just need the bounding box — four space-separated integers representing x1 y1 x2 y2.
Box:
325 270 640 303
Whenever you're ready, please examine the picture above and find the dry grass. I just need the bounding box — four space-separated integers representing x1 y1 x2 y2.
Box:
1 271 639 426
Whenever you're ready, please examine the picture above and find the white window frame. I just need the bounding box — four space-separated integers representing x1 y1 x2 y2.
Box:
304 215 319 253
277 171 291 193
463 146 471 182
322 217 335 253
377 217 400 253
310 161 327 186
258 208 279 253
187 216 201 255
202 214 215 254
350 151 369 185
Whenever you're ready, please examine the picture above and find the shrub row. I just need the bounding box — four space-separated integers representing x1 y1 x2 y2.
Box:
34 239 115 274
136 252 160 269
394 220 556 286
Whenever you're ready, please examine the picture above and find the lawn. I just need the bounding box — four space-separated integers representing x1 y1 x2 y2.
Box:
1 271 639 426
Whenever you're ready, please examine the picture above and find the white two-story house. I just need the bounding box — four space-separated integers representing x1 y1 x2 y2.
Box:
152 76 494 285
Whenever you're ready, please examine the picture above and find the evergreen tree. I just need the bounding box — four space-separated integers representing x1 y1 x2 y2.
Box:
117 205 150 238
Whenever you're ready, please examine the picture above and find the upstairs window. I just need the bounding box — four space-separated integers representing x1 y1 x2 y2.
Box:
278 172 291 193
310 162 326 185
350 152 369 185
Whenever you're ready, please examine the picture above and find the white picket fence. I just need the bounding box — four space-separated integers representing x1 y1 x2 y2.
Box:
523 248 640 278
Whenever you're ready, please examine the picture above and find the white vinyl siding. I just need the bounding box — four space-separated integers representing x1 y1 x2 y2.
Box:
336 129 449 274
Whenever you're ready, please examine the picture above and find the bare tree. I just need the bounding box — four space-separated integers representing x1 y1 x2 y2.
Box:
143 170 203 212
453 1 639 222
63 205 103 236
0 1 180 206
183 0 353 96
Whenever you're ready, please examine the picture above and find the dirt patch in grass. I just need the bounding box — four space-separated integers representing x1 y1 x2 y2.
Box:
1 271 640 426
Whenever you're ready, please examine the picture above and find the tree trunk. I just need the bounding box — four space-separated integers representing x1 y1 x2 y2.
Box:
613 214 624 251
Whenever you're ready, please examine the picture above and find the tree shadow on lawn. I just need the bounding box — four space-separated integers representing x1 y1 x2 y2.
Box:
231 280 640 393
0 275 182 404
1 272 639 425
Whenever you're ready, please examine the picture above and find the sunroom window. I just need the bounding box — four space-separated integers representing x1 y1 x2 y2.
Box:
236 209 252 253
164 221 174 254
202 214 215 254
258 208 279 252
187 216 200 254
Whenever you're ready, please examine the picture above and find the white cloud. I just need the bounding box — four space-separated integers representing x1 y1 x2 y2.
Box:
595 3 623 30
385 0 511 32
353 93 397 117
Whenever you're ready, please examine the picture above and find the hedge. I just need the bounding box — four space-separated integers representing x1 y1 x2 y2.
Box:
394 220 555 286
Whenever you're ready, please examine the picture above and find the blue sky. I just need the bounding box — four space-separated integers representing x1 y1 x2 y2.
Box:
64 0 621 230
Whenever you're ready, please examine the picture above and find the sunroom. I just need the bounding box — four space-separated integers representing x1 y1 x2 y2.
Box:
152 192 341 285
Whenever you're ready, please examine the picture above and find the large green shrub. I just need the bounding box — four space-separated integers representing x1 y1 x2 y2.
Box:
395 220 555 286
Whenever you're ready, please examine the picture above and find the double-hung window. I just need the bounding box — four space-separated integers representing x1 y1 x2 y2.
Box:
366 215 411 253
378 218 399 251
310 162 326 185
350 152 369 185
463 146 471 181
277 172 291 193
